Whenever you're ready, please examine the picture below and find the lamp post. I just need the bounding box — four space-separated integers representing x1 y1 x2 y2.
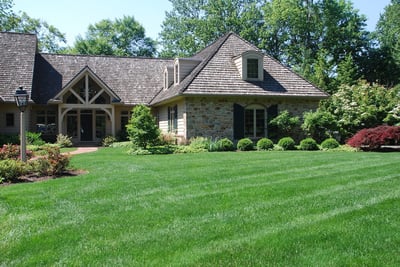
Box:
14 87 29 162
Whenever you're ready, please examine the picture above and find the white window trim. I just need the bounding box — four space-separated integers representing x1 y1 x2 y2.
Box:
235 50 264 81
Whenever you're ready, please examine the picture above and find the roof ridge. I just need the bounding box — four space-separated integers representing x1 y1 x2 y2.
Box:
0 31 37 37
41 52 173 61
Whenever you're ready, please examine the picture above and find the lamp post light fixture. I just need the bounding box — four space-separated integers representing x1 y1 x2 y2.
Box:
14 87 29 162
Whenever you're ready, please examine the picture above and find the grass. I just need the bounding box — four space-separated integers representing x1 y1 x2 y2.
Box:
1 148 400 266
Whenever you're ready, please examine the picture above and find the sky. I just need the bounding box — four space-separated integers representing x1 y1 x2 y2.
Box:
12 0 390 46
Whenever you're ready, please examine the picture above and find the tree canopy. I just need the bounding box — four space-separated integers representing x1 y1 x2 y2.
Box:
70 16 156 57
159 0 264 58
0 0 66 53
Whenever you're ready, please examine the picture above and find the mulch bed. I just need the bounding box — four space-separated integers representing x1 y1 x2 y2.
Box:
0 169 88 187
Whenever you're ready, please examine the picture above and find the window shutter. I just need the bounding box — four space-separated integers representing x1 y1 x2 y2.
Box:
267 105 278 139
168 107 171 132
233 103 245 140
174 105 178 132
267 105 278 122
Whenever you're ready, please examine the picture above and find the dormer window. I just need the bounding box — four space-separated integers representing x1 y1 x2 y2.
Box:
164 66 174 90
247 58 259 79
234 50 264 81
174 60 180 85
174 58 201 85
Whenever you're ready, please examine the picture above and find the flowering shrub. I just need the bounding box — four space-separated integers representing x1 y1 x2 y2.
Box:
0 144 33 160
32 146 70 176
346 125 400 150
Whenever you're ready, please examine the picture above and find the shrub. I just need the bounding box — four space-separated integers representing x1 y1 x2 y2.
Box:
277 137 296 150
102 136 117 147
159 132 177 145
0 134 19 146
56 134 73 148
346 125 400 150
126 104 160 149
302 110 337 143
31 146 70 176
257 138 274 151
299 138 319 151
189 137 211 150
237 138 254 151
0 144 33 160
26 132 46 146
321 138 340 150
212 138 235 152
0 159 28 182
269 110 300 137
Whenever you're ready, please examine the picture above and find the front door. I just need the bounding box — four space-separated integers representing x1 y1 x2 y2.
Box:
80 113 93 141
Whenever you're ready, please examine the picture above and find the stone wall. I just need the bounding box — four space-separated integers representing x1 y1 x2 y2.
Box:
185 96 320 140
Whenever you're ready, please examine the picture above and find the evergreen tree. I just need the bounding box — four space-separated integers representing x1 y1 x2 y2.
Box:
126 105 160 149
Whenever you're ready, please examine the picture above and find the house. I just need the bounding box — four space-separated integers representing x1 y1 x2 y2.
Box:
0 31 328 145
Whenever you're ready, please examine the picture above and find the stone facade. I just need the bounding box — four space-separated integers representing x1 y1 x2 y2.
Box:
182 96 319 140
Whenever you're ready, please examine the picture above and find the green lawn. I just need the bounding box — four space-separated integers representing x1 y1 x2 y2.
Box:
1 148 400 266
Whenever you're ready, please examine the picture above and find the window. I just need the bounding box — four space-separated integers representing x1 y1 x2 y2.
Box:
245 105 265 138
168 105 178 133
164 70 168 90
247 58 259 79
66 111 78 138
6 113 14 127
95 110 106 139
36 110 56 134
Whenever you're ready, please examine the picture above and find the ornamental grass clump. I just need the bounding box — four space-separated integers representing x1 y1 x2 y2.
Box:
299 138 319 151
256 138 274 151
277 137 296 150
237 138 254 151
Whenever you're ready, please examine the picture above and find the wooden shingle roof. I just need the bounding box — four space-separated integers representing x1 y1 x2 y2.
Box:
0 32 37 102
32 53 173 105
151 32 328 105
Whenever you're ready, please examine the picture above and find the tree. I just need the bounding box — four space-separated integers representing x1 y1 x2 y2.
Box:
70 16 156 57
126 105 160 149
0 0 66 53
366 0 400 87
320 81 400 141
159 0 264 58
261 0 368 93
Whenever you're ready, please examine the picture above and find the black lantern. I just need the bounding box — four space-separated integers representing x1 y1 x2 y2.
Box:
14 86 29 112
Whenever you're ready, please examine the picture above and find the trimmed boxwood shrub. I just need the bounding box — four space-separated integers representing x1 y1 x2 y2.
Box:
257 138 274 151
299 138 319 151
321 138 340 149
237 138 254 151
215 138 235 151
347 125 400 150
277 137 296 150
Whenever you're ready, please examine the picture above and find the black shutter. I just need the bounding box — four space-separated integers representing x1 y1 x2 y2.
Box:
267 105 278 139
267 105 278 122
233 103 245 140
174 105 178 132
167 107 171 132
